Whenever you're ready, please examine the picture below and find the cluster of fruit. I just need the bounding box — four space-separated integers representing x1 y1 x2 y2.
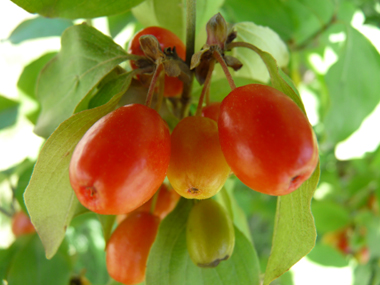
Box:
68 21 318 284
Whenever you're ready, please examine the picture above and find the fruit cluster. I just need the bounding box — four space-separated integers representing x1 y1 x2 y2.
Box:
69 19 318 284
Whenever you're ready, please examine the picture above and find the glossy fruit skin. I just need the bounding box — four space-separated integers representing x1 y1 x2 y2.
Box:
106 212 160 284
128 26 186 97
201 102 221 122
186 199 235 267
167 116 230 199
69 104 171 215
11 211 35 237
218 84 318 196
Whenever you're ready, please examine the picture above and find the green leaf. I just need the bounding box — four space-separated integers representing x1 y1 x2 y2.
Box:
231 22 290 83
132 0 224 41
97 214 116 242
14 161 35 213
0 95 19 130
6 234 71 285
324 24 380 143
17 52 57 99
263 166 319 285
8 17 72 44
108 11 136 38
24 72 133 259
11 0 145 19
68 213 110 284
0 236 30 279
146 198 261 285
223 0 334 44
34 24 133 138
312 200 350 233
307 243 349 267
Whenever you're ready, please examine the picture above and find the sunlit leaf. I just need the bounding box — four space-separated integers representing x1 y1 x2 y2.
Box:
11 0 145 19
34 24 133 138
0 95 19 130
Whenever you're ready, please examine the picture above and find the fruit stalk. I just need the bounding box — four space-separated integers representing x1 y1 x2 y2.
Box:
212 50 236 90
195 59 215 116
145 63 163 107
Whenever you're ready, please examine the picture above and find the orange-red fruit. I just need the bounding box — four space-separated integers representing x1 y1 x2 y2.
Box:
69 104 171 215
201 102 221 122
136 184 180 219
167 116 230 199
218 84 318 196
106 212 159 285
128 26 186 97
11 211 35 237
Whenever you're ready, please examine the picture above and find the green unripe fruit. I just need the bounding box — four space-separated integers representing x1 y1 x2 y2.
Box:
186 199 235 268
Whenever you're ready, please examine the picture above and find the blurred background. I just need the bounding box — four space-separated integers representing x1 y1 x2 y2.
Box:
1 0 380 284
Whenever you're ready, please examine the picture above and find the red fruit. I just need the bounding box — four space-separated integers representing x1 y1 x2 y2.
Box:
201 102 221 122
128 26 186 97
218 84 318 196
11 211 35 237
167 116 230 199
106 212 159 284
136 184 180 219
69 104 171 215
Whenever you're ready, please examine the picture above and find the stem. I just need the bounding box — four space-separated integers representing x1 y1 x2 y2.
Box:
150 187 161 215
195 60 215 116
145 63 163 107
185 0 196 67
155 71 165 112
212 50 236 90
179 0 197 119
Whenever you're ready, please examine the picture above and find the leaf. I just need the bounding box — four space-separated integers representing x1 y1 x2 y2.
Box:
312 200 350 233
0 94 19 130
146 198 261 285
0 236 30 279
324 24 380 143
132 0 224 41
67 213 110 284
14 161 35 213
307 243 349 267
34 24 133 138
17 52 57 99
24 72 133 259
232 22 290 83
108 11 136 38
97 214 116 243
8 16 72 44
6 234 71 285
11 0 145 19
223 0 334 44
263 166 320 285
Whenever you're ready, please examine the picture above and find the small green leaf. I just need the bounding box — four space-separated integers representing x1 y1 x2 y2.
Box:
14 161 35 213
17 52 57 99
324 24 380 143
0 95 19 130
6 234 71 285
34 24 133 138
312 200 350 233
263 166 320 285
11 0 145 19
24 72 133 259
8 16 72 44
232 22 290 83
0 236 30 279
146 198 261 285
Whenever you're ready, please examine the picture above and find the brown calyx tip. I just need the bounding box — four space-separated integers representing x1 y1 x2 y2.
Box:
85 186 97 197
187 187 200 195
197 255 230 268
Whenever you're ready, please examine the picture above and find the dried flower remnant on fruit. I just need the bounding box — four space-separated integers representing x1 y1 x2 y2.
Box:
206 13 228 50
